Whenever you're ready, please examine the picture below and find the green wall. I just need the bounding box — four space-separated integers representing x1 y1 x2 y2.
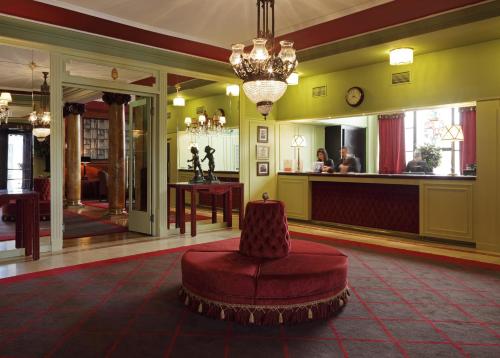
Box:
277 39 500 120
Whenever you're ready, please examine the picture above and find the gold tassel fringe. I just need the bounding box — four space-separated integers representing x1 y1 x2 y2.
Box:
249 312 255 324
308 308 313 319
220 309 225 320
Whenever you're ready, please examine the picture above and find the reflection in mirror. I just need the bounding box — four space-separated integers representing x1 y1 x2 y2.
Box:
65 59 156 87
166 73 240 185
0 43 50 252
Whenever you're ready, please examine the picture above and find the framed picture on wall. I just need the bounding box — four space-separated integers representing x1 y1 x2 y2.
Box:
257 126 269 143
256 162 269 176
256 144 270 160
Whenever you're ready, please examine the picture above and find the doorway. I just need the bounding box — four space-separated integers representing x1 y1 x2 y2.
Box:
62 86 153 244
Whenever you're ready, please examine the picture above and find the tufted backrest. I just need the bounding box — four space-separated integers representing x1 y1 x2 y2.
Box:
239 200 291 259
33 177 50 201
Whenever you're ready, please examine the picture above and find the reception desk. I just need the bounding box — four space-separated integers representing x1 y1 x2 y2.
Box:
278 172 475 243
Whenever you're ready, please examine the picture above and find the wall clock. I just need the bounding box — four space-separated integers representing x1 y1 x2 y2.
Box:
345 86 364 107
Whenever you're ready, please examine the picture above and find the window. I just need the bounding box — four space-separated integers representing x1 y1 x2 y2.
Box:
7 134 25 190
83 118 109 160
404 106 461 175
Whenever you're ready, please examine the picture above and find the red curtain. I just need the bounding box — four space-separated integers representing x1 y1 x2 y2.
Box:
459 107 476 174
378 113 406 174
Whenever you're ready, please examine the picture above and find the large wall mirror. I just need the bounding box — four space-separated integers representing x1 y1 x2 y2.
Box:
0 43 51 252
166 74 240 184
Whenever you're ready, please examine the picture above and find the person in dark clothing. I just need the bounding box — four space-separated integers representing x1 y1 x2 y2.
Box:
334 146 361 173
405 151 431 173
316 148 335 173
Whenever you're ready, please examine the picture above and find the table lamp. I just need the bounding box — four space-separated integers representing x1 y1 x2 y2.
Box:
291 135 306 172
81 156 91 179
440 125 464 176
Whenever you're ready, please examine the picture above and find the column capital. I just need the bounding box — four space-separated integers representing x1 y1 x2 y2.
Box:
63 103 85 117
102 92 132 106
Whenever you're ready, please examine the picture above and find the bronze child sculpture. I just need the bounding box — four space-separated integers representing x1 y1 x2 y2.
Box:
187 146 205 183
201 145 219 183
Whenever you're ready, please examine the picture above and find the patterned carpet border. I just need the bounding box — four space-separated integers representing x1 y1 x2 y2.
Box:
292 231 500 272
2 231 499 284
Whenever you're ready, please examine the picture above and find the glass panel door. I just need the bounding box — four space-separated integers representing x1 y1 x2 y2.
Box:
127 97 152 234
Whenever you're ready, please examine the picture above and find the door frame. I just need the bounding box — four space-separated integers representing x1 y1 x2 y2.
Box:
127 97 153 235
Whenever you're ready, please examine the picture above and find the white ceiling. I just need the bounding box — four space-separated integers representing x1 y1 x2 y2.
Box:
0 45 49 92
35 0 392 48
0 44 155 93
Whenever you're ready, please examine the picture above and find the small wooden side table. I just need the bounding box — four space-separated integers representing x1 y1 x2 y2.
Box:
0 189 40 260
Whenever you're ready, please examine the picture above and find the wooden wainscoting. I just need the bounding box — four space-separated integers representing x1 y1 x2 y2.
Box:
420 181 474 242
277 175 310 220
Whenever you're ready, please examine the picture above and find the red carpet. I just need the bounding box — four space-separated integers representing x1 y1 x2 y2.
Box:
0 233 499 357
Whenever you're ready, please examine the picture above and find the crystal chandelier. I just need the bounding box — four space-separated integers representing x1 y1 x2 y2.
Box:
185 109 226 136
29 67 51 142
229 0 298 117
0 92 12 124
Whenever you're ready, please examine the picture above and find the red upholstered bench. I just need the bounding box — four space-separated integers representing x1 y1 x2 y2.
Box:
180 200 349 325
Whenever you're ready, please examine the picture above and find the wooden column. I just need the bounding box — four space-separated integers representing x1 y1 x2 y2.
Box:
102 92 131 215
63 103 85 207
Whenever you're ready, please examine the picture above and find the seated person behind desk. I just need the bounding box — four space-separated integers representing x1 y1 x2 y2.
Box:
316 148 335 173
405 151 431 173
334 146 361 173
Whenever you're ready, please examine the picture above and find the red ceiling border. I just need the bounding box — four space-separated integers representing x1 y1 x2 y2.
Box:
0 0 489 62
278 0 490 50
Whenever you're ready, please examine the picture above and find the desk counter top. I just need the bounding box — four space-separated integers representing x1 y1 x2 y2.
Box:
278 172 476 181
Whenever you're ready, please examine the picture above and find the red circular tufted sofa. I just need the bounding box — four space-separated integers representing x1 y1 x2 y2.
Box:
179 200 349 325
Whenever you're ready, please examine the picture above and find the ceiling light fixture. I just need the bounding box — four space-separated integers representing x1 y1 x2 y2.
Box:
389 48 414 66
226 84 240 97
173 84 185 107
229 0 298 118
0 92 12 124
286 72 299 85
28 57 51 141
185 108 227 136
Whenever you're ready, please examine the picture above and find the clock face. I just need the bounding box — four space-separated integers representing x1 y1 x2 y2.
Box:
346 86 364 107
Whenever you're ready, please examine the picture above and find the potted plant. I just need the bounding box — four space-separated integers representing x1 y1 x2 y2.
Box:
417 143 442 173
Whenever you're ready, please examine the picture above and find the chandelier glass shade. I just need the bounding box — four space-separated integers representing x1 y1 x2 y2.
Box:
229 0 298 117
185 109 227 136
0 92 12 124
